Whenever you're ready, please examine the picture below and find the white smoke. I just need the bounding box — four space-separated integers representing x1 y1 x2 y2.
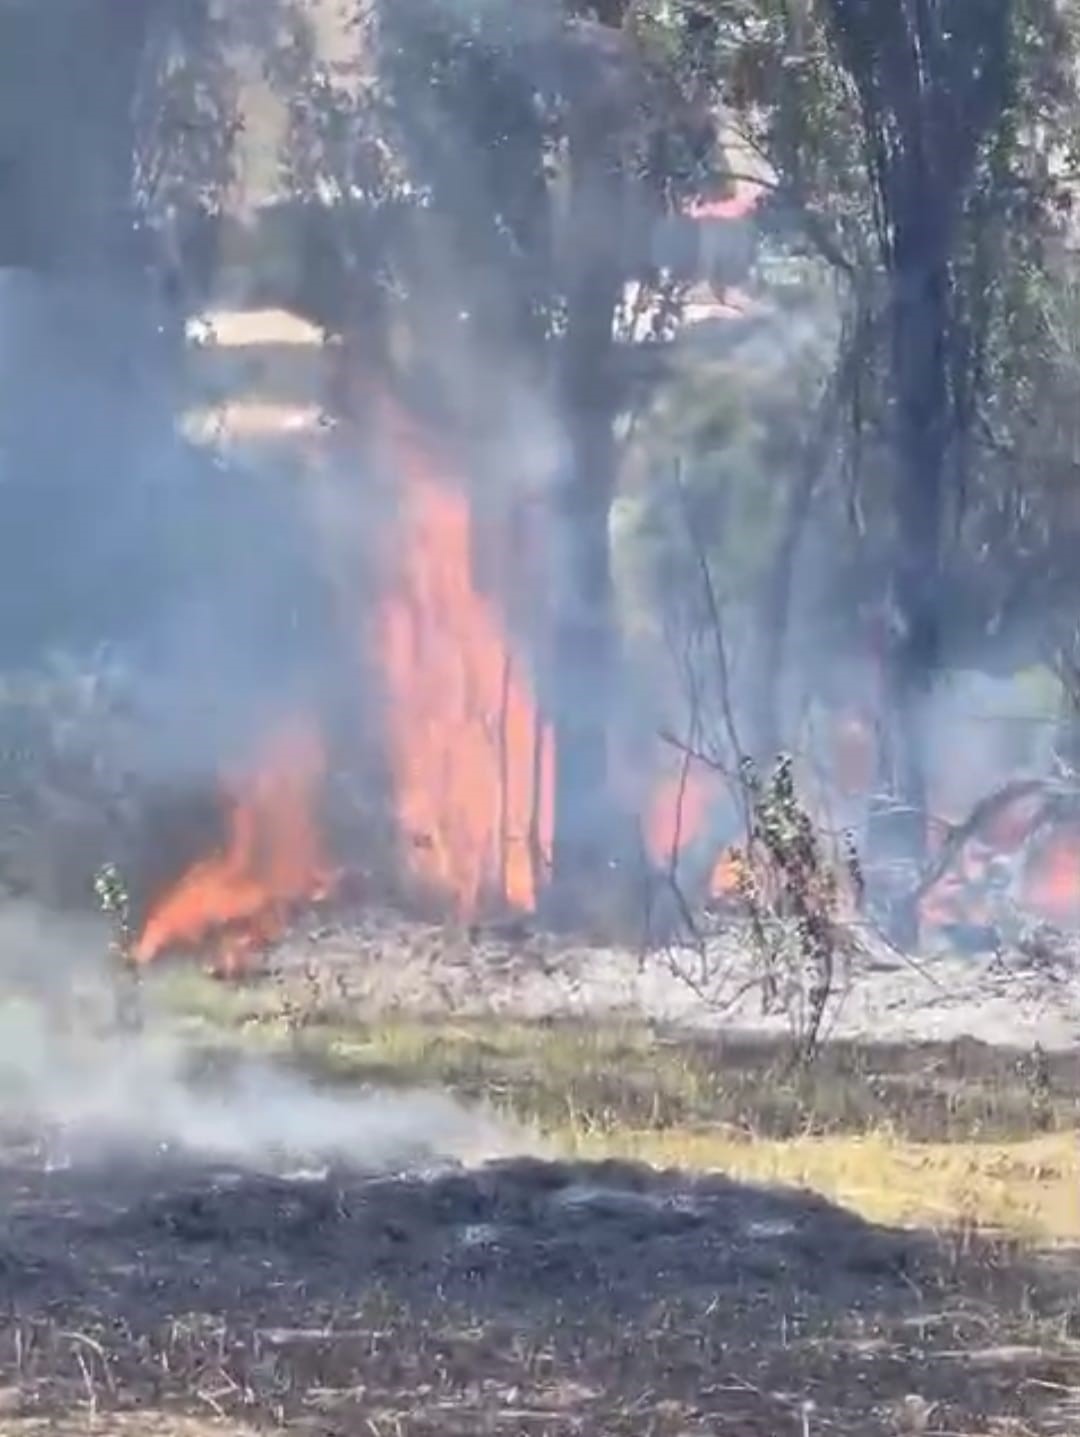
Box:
0 905 519 1175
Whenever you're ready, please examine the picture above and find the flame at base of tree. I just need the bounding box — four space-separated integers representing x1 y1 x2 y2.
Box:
135 723 335 976
131 400 1080 971
133 389 557 970
376 397 554 916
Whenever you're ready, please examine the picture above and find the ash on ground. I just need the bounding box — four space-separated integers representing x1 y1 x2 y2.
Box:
266 903 1080 1051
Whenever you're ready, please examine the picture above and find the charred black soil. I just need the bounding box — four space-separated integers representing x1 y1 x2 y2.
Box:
0 1141 1078 1435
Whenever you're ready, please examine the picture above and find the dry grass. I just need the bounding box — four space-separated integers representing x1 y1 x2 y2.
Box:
568 1128 1080 1243
154 965 1080 1242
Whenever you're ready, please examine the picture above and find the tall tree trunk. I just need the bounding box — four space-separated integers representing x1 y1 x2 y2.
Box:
548 125 624 926
751 400 833 765
817 0 1017 946
0 0 162 663
881 208 951 945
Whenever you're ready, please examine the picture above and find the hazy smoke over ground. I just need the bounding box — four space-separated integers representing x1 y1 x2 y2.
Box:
0 905 517 1174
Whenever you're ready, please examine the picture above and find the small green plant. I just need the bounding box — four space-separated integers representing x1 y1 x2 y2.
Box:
94 861 131 952
737 755 857 1066
93 861 142 1032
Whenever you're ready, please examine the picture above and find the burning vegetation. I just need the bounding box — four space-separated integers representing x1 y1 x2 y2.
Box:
2 0 1080 978
8 6 1080 1436
135 724 335 976
375 396 554 917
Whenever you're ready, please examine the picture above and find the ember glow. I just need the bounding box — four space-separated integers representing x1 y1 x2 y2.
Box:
135 724 334 975
376 399 554 916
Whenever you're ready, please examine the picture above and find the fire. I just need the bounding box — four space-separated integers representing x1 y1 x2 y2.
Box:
1022 824 1080 926
919 796 1080 934
643 762 744 900
644 766 712 868
709 846 745 899
135 723 334 974
376 398 553 916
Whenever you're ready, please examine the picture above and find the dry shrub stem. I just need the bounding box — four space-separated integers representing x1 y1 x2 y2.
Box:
649 475 862 1064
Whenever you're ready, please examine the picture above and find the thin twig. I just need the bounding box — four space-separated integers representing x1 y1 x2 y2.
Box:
672 459 752 838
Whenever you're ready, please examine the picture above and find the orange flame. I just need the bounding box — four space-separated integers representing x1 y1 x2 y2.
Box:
135 723 334 974
1022 825 1080 926
643 768 712 868
709 846 746 899
377 399 553 916
643 763 745 900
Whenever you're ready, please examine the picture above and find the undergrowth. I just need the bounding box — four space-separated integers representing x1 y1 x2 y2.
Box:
156 967 1080 1242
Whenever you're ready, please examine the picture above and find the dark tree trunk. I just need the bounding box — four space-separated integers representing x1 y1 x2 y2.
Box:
751 404 832 765
548 127 625 925
817 0 1016 946
0 0 164 663
881 205 951 944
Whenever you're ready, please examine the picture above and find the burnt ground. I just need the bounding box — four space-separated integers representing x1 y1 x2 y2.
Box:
0 908 1079 1435
0 1137 1078 1435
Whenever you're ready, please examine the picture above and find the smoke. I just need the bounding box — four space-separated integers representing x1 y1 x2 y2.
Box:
0 0 849 930
0 901 109 1004
3 0 1068 953
0 903 518 1175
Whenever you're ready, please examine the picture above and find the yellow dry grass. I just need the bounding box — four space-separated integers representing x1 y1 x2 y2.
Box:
559 1126 1080 1243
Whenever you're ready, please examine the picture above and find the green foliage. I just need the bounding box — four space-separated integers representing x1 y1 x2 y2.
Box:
616 278 840 649
628 0 1080 704
134 0 243 222
735 753 859 1062
94 861 132 955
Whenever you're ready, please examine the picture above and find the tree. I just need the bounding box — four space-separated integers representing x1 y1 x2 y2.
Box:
713 0 1078 938
0 0 244 665
267 0 721 923
822 0 1021 934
